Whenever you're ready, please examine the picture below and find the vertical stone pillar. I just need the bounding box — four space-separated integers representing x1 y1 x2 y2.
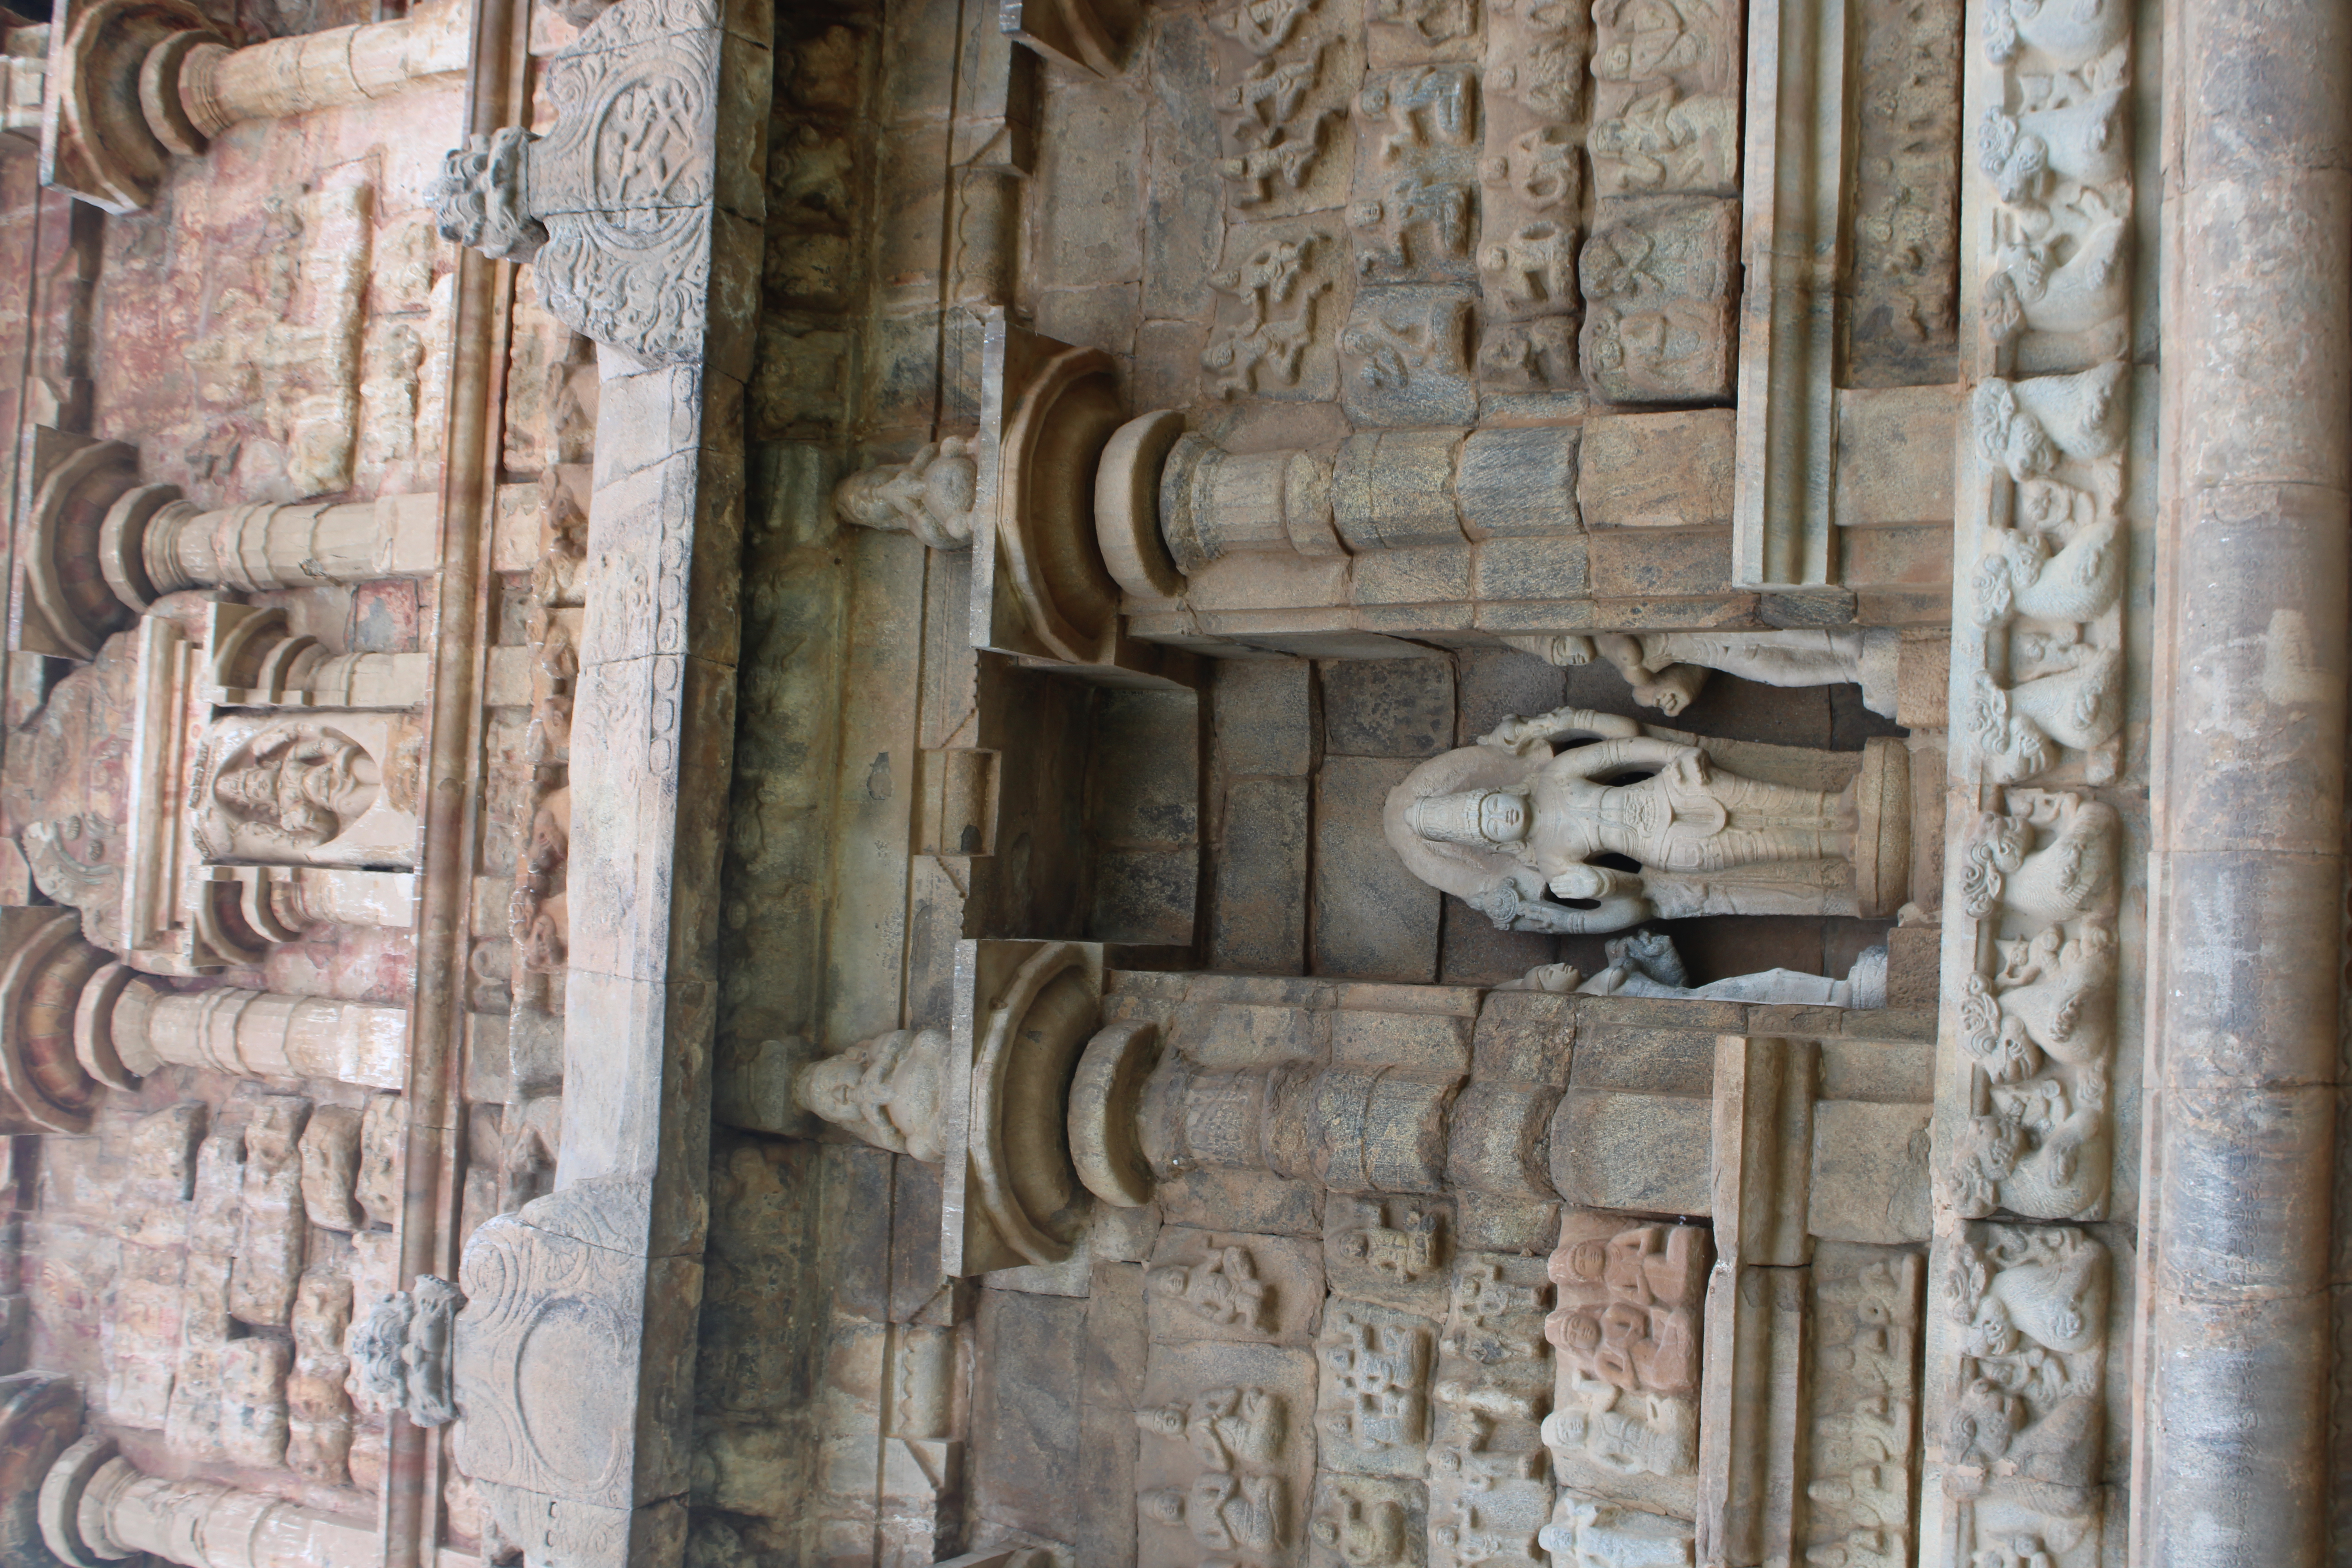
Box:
94 978 408 1091
107 487 440 605
40 1434 379 1568
2141 2 2352 1562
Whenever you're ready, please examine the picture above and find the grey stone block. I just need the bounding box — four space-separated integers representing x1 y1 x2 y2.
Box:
1210 777 1309 973
1312 754 1440 983
1319 657 1455 757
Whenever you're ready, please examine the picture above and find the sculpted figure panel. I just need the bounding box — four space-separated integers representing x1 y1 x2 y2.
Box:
192 715 422 869
1318 1301 1439 1477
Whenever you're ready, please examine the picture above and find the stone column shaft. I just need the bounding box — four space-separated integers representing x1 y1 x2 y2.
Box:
63 1450 377 1568
2141 1 2352 1562
115 982 407 1091
146 493 438 594
175 4 470 143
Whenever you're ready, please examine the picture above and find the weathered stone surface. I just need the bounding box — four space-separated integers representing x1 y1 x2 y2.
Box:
1314 754 1442 982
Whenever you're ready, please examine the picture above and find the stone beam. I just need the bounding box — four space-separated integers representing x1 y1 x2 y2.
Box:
39 1432 379 1568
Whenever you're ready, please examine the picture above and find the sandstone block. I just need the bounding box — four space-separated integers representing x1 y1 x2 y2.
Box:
1455 426 1581 538
1578 408 1737 528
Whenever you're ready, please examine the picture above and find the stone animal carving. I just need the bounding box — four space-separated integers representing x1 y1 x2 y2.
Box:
831 439 978 550
1971 364 2130 481
1959 793 2119 926
1971 515 2123 627
1984 214 2130 343
1967 647 2125 784
1945 1063 2111 1220
1945 1227 2107 1359
1960 923 2118 1080
1982 0 2131 66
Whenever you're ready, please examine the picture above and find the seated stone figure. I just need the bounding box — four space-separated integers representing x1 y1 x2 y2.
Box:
1502 929 1889 1009
1385 705 1884 936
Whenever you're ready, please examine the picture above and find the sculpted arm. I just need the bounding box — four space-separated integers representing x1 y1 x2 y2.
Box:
1479 705 1644 755
1542 735 1697 778
1468 880 1652 935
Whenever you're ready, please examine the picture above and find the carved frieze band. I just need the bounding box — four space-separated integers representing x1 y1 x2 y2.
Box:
1930 0 2140 1561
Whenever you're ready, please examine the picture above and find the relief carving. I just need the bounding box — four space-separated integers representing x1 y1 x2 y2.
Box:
789 1027 953 1163
347 1274 463 1427
1205 234 1337 400
1538 1495 1695 1566
1138 1338 1316 1568
1588 0 1738 198
1210 0 1351 218
1542 1219 1707 1495
1138 1385 1289 1470
1142 1472 1289 1553
1578 197 1739 405
1340 285 1477 425
191 715 423 869
1318 1302 1438 1475
831 439 980 549
1849 0 1961 379
1940 1225 2108 1566
1804 1249 1923 1568
1329 1195 1452 1314
1308 1474 1421 1566
1152 1243 1278 1334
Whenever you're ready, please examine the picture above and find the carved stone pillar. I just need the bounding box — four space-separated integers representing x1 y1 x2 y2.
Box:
44 0 469 214
88 976 407 1091
2140 0 2349 1560
40 1434 379 1568
110 488 440 603
1094 414 1582 600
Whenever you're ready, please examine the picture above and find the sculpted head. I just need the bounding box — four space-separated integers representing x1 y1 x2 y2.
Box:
1406 789 1530 850
1139 1488 1186 1525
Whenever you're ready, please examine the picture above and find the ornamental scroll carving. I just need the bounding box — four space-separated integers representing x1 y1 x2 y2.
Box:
428 0 740 366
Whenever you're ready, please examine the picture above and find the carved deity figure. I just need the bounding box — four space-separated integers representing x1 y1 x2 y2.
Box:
1149 1244 1274 1332
831 439 979 550
1136 1385 1287 1470
1141 1473 1285 1552
1542 1383 1698 1478
209 728 380 850
1591 0 1718 81
1338 1201 1444 1282
1387 707 1869 936
192 719 419 867
790 1027 952 1164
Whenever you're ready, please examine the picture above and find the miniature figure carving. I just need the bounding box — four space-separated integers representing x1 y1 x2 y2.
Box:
1544 1221 1707 1479
1503 929 1889 1009
1136 1385 1287 1469
1388 707 1880 936
1337 1201 1445 1282
1312 1486 1411 1564
1539 1495 1696 1567
831 439 979 550
1321 1308 1432 1453
1142 1472 1287 1552
1945 1065 2111 1220
1150 1243 1275 1332
790 1027 952 1164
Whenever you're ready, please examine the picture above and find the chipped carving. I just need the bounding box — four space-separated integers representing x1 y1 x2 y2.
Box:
1205 234 1336 399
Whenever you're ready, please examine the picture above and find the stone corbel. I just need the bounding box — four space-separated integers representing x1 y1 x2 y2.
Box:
427 0 765 373
40 0 468 214
786 940 1167 1275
